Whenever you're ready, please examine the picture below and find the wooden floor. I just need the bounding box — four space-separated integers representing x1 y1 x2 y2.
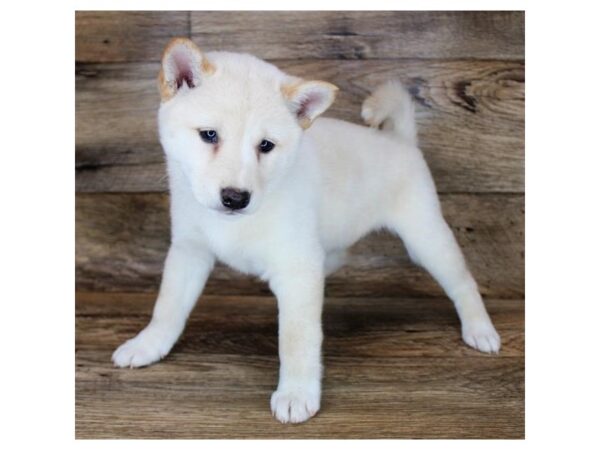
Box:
76 292 524 439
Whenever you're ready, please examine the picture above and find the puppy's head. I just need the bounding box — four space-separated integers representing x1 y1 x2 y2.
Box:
157 38 338 215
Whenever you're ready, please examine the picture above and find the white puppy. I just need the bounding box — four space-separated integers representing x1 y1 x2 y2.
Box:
112 38 501 424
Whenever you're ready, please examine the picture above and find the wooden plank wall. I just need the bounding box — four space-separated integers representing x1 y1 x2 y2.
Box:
75 11 525 298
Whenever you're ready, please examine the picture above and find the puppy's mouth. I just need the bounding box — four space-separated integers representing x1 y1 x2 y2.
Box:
194 194 251 216
223 209 245 216
211 205 249 217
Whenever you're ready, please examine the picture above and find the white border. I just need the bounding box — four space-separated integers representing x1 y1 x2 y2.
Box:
4 1 600 449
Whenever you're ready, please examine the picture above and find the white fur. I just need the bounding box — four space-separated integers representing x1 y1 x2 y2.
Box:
113 40 501 424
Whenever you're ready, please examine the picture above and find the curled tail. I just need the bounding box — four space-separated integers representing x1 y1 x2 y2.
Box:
361 80 418 146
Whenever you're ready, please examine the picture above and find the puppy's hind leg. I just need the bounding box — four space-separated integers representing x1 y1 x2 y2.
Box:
385 186 501 354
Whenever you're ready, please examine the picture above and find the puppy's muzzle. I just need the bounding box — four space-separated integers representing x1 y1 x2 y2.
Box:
221 187 251 211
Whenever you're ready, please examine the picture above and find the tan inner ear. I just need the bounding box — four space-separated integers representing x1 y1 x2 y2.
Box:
201 58 215 75
158 68 175 102
282 80 339 129
281 81 301 101
299 117 312 130
157 38 214 102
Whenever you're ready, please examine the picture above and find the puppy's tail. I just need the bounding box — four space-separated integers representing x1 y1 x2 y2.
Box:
361 80 418 146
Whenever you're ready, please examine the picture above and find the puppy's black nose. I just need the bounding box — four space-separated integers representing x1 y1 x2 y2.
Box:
220 188 251 210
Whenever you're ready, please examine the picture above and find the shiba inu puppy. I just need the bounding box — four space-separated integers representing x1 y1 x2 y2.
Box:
112 38 501 424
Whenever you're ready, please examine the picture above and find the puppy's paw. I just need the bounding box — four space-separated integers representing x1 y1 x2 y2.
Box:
462 320 501 354
270 387 320 424
112 326 175 368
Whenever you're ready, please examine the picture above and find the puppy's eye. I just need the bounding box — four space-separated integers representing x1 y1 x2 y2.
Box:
199 129 218 144
258 139 275 153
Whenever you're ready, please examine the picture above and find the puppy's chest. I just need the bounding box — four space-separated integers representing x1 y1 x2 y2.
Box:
200 219 270 278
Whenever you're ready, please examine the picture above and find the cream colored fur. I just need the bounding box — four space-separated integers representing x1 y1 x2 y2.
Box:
112 38 500 424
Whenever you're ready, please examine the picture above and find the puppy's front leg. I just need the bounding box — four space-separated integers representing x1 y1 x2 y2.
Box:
269 264 325 424
112 241 214 368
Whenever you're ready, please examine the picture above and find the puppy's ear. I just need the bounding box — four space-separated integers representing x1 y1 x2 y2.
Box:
158 38 214 102
282 80 339 129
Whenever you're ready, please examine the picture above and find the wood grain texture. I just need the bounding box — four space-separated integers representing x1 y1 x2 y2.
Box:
75 11 190 63
75 11 523 63
190 11 525 61
75 193 524 298
76 59 524 194
76 292 524 438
